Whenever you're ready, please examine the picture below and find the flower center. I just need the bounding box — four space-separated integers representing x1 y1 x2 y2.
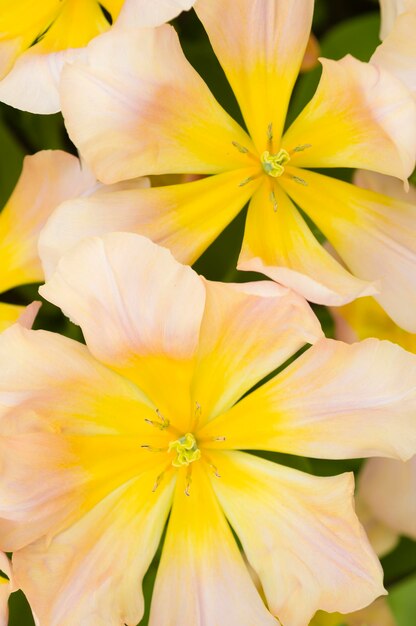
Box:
168 433 201 468
261 149 291 177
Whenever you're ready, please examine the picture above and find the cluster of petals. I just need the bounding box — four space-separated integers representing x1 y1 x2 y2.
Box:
1 233 416 625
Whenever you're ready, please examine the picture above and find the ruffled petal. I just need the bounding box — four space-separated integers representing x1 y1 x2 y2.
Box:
373 2 416 100
13 467 174 626
0 150 96 293
195 0 314 149
40 233 206 432
61 25 255 183
209 451 384 626
280 168 416 331
200 338 416 461
358 456 416 540
238 181 377 305
0 323 160 551
39 169 258 277
379 0 412 39
116 0 195 27
191 278 322 423
283 55 416 180
149 463 278 626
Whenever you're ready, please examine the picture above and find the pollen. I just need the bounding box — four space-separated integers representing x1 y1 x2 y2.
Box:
168 433 201 468
261 149 291 178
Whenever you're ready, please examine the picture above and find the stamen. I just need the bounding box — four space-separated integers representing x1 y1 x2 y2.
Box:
141 444 165 453
232 141 249 154
168 433 201 467
270 190 278 213
239 175 256 187
291 143 312 153
292 175 308 186
209 463 221 478
213 436 226 442
152 471 165 493
185 466 193 496
144 408 170 431
261 149 290 178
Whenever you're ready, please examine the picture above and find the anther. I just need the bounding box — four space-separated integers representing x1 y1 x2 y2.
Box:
232 141 249 154
152 471 165 493
292 175 308 186
141 444 164 453
267 123 273 142
213 436 226 442
291 144 312 153
144 408 170 431
261 149 290 178
184 466 193 497
239 176 255 187
270 190 278 213
209 463 221 478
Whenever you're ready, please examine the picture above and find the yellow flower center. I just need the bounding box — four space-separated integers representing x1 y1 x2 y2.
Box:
168 433 201 468
261 149 291 178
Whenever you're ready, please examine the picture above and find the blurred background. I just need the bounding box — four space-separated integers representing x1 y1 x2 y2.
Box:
1 0 415 624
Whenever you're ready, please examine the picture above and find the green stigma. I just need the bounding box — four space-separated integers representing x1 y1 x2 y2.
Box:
168 433 201 468
261 149 290 177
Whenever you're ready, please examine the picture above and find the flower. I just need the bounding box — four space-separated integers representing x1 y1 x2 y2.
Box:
54 0 416 331
379 0 414 39
0 150 96 331
0 0 195 113
311 597 397 626
2 233 416 626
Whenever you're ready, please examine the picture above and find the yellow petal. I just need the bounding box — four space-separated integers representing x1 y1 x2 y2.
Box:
191 279 322 423
40 233 207 432
39 168 259 276
283 55 416 180
372 3 416 99
195 0 313 150
358 456 416 541
0 323 161 551
280 167 416 332
238 181 376 305
149 462 277 626
209 451 385 626
200 338 416 461
13 466 174 626
61 25 255 183
0 150 96 293
0 302 25 333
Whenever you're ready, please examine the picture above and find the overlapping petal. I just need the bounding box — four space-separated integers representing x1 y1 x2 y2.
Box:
312 598 397 626
280 168 416 331
200 338 416 461
379 0 414 39
39 169 258 277
238 180 377 305
0 150 96 293
0 552 13 626
358 456 416 541
40 234 206 431
13 468 174 626
116 0 196 27
149 463 278 626
195 0 314 148
191 278 322 423
210 451 384 626
61 25 255 183
284 55 416 180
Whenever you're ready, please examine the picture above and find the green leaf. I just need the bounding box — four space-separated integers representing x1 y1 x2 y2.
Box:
389 574 416 626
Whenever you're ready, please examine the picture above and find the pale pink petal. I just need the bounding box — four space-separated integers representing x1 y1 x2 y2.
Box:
61 26 254 183
191 279 322 422
200 338 416 461
0 150 96 292
354 169 416 203
358 456 416 540
149 463 278 626
195 0 314 148
16 301 41 329
116 0 196 28
209 451 385 626
14 467 174 626
40 233 206 431
354 494 399 557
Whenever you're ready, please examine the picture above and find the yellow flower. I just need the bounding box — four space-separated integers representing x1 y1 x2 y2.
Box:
53 0 416 331
0 150 97 331
3 233 416 625
0 0 196 113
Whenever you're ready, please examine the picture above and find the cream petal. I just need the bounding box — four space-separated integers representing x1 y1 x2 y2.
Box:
191 278 322 423
61 26 254 183
149 463 278 626
200 338 416 461
354 493 399 558
209 451 385 626
116 0 196 28
38 169 257 278
0 553 12 626
358 456 416 540
281 168 416 332
195 0 314 149
40 233 206 430
0 150 96 293
284 55 416 180
379 0 413 39
354 169 416 203
14 467 174 626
